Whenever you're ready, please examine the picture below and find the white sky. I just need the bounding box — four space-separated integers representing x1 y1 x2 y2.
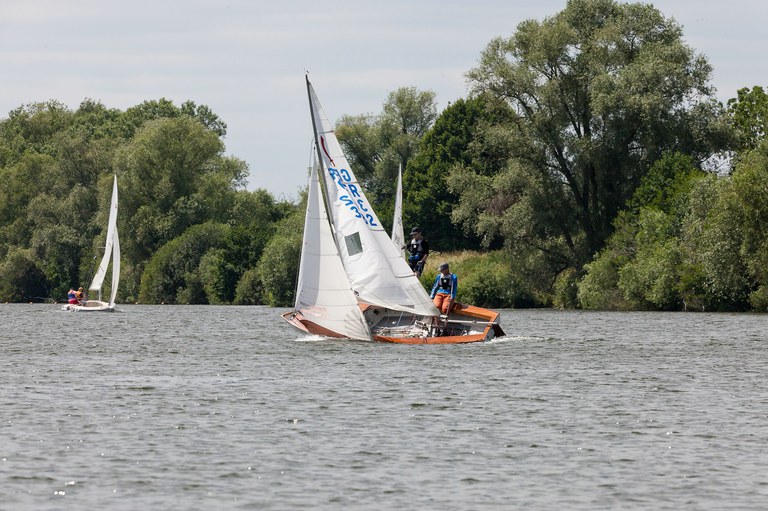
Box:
2 0 766 200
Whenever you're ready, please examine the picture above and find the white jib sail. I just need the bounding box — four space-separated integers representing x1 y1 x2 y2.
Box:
89 174 119 301
109 227 120 307
294 156 371 340
391 164 406 258
307 79 438 317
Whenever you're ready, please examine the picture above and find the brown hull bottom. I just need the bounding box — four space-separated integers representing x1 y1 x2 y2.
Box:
280 312 348 338
281 303 505 344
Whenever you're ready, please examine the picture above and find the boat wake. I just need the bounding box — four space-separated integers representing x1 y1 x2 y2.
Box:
485 335 547 344
295 334 334 342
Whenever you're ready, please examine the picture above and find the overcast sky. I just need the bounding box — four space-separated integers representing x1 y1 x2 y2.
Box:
2 0 766 200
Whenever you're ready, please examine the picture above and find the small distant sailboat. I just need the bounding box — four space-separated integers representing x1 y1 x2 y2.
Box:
62 175 120 312
391 164 406 258
281 77 504 343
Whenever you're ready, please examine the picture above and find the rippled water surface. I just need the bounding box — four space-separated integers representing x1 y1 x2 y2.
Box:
1 305 767 510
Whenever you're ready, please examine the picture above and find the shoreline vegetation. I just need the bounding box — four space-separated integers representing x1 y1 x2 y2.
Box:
2 1 768 312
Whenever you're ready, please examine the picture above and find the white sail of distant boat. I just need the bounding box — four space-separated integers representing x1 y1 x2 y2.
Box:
62 174 120 312
281 76 504 344
391 164 406 258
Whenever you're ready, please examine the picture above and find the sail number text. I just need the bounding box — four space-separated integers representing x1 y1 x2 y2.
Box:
328 167 378 227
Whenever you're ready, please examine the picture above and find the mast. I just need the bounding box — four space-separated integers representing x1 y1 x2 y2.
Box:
305 75 337 243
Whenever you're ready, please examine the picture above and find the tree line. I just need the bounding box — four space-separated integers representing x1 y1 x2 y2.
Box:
2 0 767 311
0 98 297 304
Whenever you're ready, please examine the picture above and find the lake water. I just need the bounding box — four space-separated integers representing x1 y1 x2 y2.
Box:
1 304 766 510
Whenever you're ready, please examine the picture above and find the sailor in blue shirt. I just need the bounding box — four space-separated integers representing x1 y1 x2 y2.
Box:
430 262 457 315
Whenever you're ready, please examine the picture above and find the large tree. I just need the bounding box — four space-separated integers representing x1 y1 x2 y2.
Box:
728 86 768 152
405 97 502 250
336 87 437 228
456 0 728 270
115 116 246 262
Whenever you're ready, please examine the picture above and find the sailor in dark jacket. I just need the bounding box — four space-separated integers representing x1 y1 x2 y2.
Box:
407 227 429 277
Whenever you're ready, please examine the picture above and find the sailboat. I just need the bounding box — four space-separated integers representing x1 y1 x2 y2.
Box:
281 77 504 344
62 175 120 312
391 164 406 258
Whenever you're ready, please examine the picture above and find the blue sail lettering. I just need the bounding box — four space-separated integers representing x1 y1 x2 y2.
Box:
328 167 378 228
348 184 361 198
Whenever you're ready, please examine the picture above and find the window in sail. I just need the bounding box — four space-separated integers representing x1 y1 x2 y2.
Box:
345 231 363 256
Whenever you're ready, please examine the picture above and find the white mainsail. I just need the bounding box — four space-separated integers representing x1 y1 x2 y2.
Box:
88 174 120 305
306 78 438 317
294 157 371 340
391 164 406 258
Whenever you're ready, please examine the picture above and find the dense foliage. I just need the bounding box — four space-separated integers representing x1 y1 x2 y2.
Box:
404 97 505 251
335 86 437 230
450 0 730 296
0 99 296 305
2 0 767 312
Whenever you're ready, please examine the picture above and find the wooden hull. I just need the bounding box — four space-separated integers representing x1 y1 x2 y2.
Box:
281 302 504 344
280 311 349 338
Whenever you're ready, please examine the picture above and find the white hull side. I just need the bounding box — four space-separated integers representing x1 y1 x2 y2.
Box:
61 300 115 312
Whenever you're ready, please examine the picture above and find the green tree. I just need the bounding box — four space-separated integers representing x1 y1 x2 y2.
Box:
578 153 704 310
116 116 243 266
727 86 768 152
114 98 227 140
27 185 98 297
0 101 73 163
138 222 230 304
195 189 289 304
336 86 437 228
616 209 681 309
249 207 304 307
405 97 501 250
0 96 273 304
0 247 48 302
459 0 728 273
679 175 750 310
232 190 299 305
0 153 58 250
702 141 768 310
